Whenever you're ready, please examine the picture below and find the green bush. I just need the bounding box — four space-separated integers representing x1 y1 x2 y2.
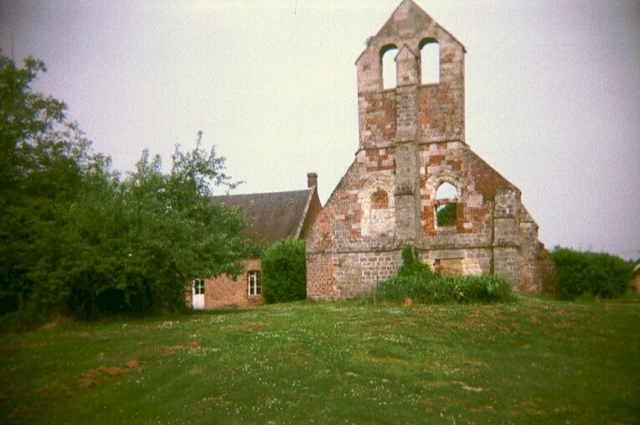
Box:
551 247 632 300
398 245 438 280
261 238 307 304
376 274 514 305
374 246 514 304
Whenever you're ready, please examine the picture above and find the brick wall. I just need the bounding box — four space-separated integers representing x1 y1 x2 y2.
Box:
199 258 264 308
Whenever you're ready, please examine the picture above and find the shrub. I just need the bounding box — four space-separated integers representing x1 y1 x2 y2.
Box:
551 247 632 300
374 246 514 304
398 245 438 280
261 238 307 304
376 274 513 305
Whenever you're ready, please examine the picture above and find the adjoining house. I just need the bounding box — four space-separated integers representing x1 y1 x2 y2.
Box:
306 0 544 300
187 173 321 309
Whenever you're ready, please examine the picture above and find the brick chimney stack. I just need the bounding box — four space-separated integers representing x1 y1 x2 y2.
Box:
307 172 318 188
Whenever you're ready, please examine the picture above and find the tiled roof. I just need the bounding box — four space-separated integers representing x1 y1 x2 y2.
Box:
212 189 315 245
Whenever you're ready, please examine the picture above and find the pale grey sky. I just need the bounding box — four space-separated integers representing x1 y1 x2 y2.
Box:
1 0 639 259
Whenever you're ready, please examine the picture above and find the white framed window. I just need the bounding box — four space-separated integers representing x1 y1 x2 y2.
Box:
193 278 205 295
248 271 261 296
191 278 205 309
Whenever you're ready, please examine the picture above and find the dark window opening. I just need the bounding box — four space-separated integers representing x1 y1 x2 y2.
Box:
436 203 457 227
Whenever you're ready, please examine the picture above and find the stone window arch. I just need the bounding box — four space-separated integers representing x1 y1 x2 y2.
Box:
380 44 398 89
419 39 440 84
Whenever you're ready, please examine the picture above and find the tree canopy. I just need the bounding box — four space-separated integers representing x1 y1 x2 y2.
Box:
0 54 254 323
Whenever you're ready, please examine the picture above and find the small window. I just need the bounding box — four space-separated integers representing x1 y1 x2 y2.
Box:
381 45 398 89
420 39 440 84
436 203 457 227
435 182 458 228
248 271 261 296
193 278 205 295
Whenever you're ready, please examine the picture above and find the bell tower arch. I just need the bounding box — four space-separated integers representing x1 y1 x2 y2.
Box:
355 0 466 244
355 0 466 150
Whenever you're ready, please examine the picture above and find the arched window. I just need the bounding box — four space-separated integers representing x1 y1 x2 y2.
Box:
420 39 440 84
381 45 398 89
436 182 457 199
435 182 457 228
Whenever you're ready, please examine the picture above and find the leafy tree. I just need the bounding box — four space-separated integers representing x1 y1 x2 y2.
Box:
261 238 307 304
0 54 255 323
0 54 89 318
58 135 254 316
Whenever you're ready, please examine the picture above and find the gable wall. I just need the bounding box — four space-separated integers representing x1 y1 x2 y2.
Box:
306 1 540 299
306 139 540 298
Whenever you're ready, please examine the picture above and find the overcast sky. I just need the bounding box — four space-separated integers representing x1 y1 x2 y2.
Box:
1 0 639 259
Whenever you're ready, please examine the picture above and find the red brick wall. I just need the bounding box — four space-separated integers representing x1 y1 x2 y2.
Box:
306 252 338 299
196 258 264 308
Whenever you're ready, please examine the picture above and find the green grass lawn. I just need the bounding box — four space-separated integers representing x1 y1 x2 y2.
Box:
1 297 639 424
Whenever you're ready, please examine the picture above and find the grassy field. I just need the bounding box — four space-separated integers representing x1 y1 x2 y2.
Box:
1 297 639 424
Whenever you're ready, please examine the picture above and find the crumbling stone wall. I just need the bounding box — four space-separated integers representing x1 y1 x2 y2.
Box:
306 0 541 299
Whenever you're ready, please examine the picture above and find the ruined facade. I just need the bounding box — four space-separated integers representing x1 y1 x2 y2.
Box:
306 0 541 299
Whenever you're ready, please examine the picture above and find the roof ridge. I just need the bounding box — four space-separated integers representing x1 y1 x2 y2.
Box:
211 188 311 200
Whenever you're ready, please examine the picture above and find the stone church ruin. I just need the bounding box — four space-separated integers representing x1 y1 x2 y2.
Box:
306 0 542 299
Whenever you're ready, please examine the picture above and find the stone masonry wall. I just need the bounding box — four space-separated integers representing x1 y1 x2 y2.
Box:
356 1 465 149
306 0 541 299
